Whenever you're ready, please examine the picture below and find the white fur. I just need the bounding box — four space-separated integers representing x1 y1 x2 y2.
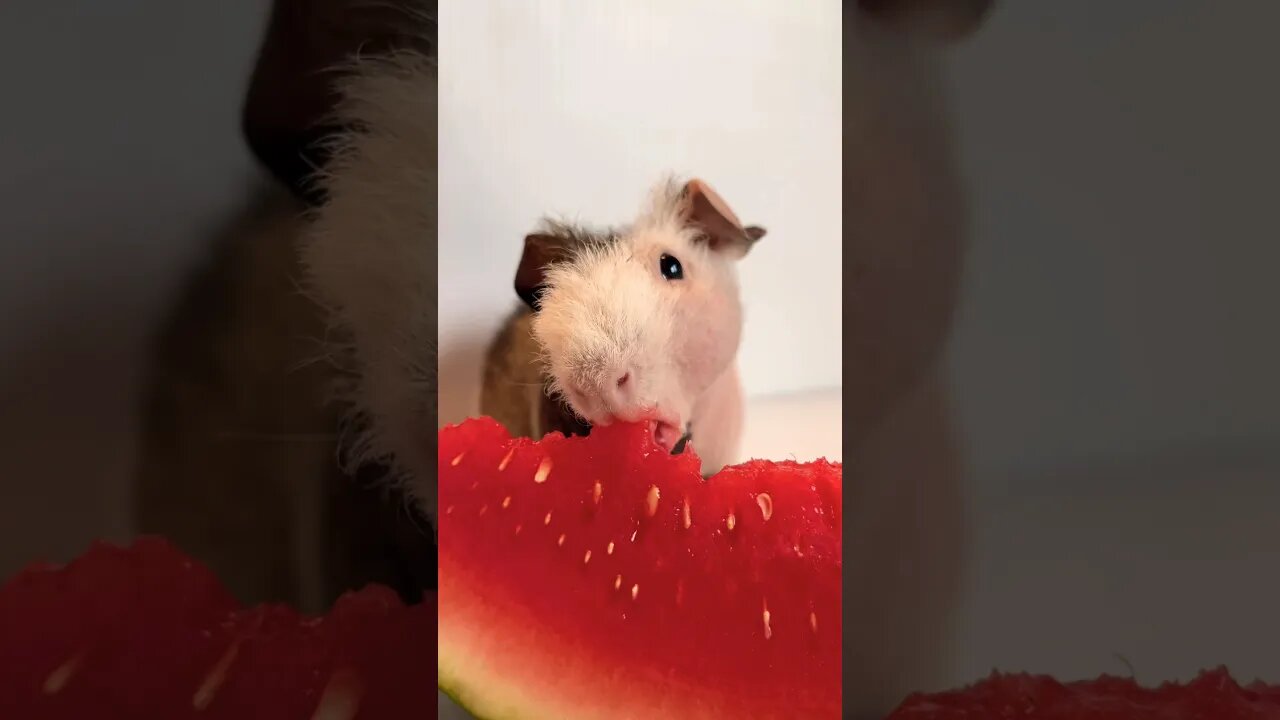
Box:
299 50 439 526
531 178 749 473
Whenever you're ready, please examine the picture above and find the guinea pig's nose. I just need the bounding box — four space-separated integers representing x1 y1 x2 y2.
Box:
602 368 638 415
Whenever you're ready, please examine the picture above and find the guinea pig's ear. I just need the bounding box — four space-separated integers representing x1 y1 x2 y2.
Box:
856 0 995 43
514 233 570 310
681 179 763 259
242 0 435 204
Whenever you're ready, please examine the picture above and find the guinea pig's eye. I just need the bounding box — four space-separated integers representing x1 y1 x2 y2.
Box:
659 253 684 280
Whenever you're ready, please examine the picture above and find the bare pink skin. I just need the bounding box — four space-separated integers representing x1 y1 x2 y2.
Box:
687 363 744 475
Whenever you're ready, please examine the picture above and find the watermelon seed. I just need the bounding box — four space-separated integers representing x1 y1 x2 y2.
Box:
478 504 488 516
583 550 592 564
645 485 660 517
445 505 454 515
558 533 567 547
757 492 774 521
592 481 602 504
631 583 640 600
630 529 638 543
498 448 514 471
614 574 623 590
502 495 512 509
451 451 466 466
42 650 85 695
193 641 240 709
544 512 553 526
794 543 805 558
810 611 818 633
514 524 522 535
606 541 615 555
682 499 692 529
312 666 363 720
534 457 552 483
762 600 773 640
727 512 737 532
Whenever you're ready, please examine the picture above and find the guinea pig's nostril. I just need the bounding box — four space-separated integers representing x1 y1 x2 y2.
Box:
615 372 631 388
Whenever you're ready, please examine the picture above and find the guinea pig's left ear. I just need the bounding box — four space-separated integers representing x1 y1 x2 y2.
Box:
681 179 764 259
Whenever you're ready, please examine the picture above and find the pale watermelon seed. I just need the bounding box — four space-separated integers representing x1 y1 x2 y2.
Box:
757 492 774 521
583 550 592 564
544 512 553 526
726 512 737 532
498 448 514 471
614 574 623 590
42 650 85 695
533 457 552 483
450 451 465 466
631 583 640 601
810 611 819 633
762 600 773 640
630 529 638 543
592 481 602 504
514 524 522 535
501 495 512 509
794 543 805 558
645 485 660 517
478 504 488 516
445 505 454 515
192 641 239 708
682 499 692 529
606 541 615 555
558 533 567 547
312 666 363 720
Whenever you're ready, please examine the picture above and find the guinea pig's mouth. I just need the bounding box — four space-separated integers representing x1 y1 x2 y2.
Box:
651 419 690 455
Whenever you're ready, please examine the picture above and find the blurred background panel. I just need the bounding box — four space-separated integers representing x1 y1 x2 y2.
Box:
945 0 1280 687
0 1 265 575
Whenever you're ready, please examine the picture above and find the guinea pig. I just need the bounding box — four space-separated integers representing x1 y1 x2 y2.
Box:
479 177 765 477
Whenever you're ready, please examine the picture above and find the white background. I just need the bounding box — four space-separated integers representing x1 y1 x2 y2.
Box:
436 0 843 422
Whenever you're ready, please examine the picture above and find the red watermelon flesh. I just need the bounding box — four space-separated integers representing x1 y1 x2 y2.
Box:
887 668 1280 719
0 536 437 719
438 416 842 720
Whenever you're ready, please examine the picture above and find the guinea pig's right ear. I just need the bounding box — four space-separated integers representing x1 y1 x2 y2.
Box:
681 179 765 259
856 0 995 43
514 234 569 310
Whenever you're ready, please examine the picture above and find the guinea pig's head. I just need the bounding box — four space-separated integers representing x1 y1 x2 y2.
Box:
517 177 764 452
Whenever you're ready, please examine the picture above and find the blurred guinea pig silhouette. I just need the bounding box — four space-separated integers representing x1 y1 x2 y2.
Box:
133 1 992 717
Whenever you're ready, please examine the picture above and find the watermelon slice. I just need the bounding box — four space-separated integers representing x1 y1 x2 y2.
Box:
437 416 842 720
887 668 1280 719
0 536 436 719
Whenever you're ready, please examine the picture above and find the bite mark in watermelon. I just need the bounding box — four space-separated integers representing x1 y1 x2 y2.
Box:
887 667 1280 719
438 416 842 720
0 536 437 719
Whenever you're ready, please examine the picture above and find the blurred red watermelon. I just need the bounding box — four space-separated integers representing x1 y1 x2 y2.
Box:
0 536 436 719
888 667 1280 719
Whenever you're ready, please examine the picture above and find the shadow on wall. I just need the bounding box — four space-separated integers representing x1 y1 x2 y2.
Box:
438 334 491 428
0 280 147 577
